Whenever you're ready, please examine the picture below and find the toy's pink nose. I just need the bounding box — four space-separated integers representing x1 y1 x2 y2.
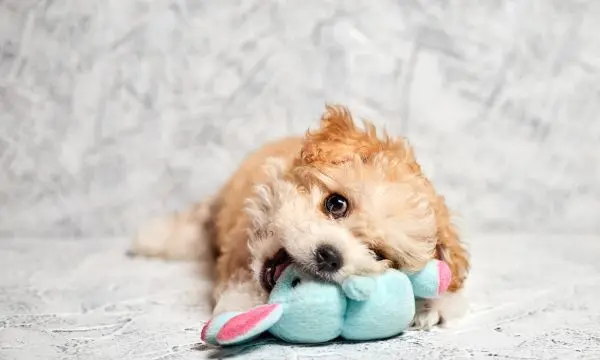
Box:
437 261 452 294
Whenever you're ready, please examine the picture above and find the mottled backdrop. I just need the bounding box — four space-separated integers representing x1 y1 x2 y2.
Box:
1 0 599 237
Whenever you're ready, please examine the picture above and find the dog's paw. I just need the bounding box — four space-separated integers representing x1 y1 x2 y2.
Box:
410 292 469 331
410 300 443 331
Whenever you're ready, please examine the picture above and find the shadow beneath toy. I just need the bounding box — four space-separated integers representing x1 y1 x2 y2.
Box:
198 332 408 359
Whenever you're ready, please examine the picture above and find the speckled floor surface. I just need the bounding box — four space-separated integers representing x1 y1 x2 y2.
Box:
1 234 599 359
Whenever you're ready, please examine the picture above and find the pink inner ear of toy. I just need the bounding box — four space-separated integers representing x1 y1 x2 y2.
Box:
437 261 452 294
216 304 279 342
200 319 212 341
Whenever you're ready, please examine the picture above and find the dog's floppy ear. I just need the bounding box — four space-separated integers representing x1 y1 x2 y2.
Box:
432 196 469 292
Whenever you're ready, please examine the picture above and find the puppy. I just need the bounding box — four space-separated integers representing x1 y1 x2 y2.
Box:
131 105 470 329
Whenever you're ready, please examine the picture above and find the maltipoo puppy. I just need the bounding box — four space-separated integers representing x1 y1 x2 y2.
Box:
131 105 470 329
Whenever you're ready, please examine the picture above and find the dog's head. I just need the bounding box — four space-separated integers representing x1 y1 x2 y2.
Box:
246 105 462 292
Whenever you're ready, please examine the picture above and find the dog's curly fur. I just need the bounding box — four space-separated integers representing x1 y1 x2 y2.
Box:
131 105 470 328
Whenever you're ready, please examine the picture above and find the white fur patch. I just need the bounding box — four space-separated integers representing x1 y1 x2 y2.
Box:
212 278 268 315
412 291 469 330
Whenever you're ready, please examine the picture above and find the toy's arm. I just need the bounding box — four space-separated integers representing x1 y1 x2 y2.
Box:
342 275 376 301
406 259 452 299
201 304 283 346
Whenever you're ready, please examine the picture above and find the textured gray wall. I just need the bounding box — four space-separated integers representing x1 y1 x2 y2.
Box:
1 0 599 237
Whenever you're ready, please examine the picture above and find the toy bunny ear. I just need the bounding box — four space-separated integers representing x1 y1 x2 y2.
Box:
407 259 452 299
214 303 283 345
201 312 240 345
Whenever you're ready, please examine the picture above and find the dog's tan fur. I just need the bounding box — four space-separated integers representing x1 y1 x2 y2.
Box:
131 105 470 328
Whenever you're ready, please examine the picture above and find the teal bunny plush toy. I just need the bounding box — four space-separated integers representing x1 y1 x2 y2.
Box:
201 259 451 346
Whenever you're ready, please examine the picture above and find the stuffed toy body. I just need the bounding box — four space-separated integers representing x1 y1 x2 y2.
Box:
201 259 451 346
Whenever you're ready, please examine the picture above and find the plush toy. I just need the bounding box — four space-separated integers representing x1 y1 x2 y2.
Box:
201 259 451 346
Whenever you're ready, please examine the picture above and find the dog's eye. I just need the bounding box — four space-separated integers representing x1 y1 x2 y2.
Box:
373 251 386 261
291 278 301 288
324 193 349 219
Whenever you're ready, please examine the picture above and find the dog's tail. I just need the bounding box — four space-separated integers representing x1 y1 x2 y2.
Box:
129 200 214 261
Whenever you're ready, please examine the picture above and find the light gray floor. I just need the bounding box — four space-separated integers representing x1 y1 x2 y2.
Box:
2 234 599 359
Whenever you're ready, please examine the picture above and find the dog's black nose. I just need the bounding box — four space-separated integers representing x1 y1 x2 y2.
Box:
315 245 343 272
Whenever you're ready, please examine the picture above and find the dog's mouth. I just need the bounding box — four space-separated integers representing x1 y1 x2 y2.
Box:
260 248 292 292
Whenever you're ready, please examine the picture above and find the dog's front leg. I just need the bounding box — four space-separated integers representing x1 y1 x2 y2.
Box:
212 268 268 315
